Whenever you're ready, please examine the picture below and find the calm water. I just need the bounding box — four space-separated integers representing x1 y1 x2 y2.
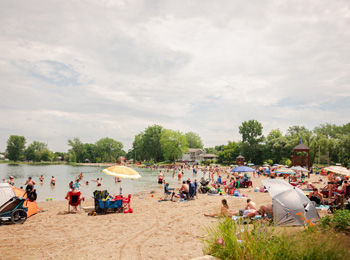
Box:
0 164 194 202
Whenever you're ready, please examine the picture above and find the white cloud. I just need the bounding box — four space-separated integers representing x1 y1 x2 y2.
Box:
0 0 349 152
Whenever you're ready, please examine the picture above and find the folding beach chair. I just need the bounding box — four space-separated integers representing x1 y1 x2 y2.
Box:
163 184 174 201
67 191 82 212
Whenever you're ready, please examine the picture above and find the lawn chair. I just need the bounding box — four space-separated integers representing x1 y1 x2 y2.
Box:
164 183 174 201
122 194 131 213
67 190 83 212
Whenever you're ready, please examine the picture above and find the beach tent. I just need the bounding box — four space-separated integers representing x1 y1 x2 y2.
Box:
0 183 38 217
0 183 16 206
262 179 319 226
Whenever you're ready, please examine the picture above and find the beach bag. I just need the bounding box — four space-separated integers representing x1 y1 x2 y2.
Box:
28 189 37 201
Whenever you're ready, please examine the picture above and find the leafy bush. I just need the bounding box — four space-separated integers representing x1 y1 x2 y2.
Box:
203 218 347 260
321 209 350 232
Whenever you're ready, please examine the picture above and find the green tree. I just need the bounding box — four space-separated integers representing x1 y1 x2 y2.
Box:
95 137 124 163
160 129 188 163
238 120 264 163
142 125 164 163
218 141 239 164
41 148 54 161
6 135 26 161
67 138 86 163
185 132 204 149
25 141 47 161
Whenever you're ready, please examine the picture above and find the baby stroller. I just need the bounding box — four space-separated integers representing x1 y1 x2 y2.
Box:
0 196 28 225
198 178 210 194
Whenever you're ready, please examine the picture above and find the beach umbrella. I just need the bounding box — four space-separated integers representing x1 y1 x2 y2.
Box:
230 166 254 173
274 168 295 175
323 166 350 176
262 179 320 226
290 166 310 172
263 164 270 167
103 166 142 179
247 163 254 166
102 166 142 194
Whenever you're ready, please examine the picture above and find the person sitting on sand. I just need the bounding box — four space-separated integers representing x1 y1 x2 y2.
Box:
65 187 84 211
204 199 236 217
245 199 257 210
179 180 189 199
308 188 325 205
259 205 273 218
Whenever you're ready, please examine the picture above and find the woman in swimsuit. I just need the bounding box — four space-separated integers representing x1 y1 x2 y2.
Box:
24 177 36 193
308 188 324 205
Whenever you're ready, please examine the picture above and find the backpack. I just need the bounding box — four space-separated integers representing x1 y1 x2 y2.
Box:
28 189 37 201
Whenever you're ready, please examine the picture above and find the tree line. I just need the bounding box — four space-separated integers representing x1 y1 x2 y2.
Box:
3 121 350 166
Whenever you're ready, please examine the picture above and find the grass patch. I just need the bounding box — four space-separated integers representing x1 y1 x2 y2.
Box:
203 218 348 260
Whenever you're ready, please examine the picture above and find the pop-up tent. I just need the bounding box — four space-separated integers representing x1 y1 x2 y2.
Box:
262 179 319 226
0 183 38 217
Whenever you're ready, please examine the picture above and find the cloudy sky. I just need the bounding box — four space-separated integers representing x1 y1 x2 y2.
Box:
0 0 349 153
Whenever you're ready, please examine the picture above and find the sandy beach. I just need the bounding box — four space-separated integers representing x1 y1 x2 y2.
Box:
0 174 326 260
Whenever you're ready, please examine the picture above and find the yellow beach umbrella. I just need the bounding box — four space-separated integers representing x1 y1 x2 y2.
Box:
102 166 142 195
102 166 142 179
323 166 350 176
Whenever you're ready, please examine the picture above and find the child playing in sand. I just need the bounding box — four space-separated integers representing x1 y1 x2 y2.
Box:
204 199 236 217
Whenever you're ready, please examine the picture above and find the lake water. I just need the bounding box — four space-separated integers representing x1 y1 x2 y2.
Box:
0 164 194 202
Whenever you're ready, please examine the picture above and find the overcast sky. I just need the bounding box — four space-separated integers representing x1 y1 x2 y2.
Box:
0 0 349 153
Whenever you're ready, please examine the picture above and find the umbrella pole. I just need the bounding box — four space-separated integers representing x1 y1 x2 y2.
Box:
120 187 122 195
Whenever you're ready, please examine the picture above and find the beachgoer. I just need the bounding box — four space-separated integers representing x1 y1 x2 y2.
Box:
86 181 89 186
92 178 101 186
260 205 273 218
308 188 324 205
158 171 164 184
245 199 257 210
327 172 335 198
24 177 36 193
78 172 84 180
204 199 236 217
39 175 44 184
179 180 189 199
7 176 15 186
50 176 56 186
178 171 182 181
69 181 74 190
74 179 83 190
115 176 121 183
65 187 83 211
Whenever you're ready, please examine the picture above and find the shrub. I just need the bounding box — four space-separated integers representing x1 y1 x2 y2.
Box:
203 218 347 260
321 209 350 232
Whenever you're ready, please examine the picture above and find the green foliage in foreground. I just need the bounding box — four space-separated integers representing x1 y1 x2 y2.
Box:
321 209 350 232
203 218 348 260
